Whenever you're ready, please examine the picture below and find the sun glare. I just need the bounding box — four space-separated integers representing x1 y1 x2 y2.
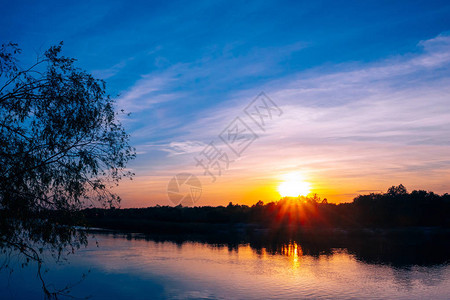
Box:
278 173 311 197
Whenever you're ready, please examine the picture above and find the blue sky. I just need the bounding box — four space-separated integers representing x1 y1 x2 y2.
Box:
2 0 450 206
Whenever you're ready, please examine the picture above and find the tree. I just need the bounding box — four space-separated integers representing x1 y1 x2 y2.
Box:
387 184 407 196
0 42 135 297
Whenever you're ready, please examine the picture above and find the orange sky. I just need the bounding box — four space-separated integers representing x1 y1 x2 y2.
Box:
114 34 450 208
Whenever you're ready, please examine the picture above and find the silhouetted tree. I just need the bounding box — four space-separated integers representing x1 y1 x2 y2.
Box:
82 185 450 233
254 200 264 207
387 184 407 196
0 42 135 297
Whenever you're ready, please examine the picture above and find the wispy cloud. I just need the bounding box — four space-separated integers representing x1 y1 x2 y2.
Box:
91 58 132 79
119 33 450 206
116 68 184 113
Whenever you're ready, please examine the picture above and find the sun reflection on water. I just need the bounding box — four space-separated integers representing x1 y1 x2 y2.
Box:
280 241 303 269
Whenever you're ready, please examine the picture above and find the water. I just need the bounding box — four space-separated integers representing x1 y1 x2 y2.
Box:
1 232 449 299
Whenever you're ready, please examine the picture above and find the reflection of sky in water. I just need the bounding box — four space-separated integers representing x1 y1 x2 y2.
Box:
1 234 449 299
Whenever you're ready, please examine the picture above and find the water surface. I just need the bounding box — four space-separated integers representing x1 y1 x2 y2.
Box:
1 233 449 299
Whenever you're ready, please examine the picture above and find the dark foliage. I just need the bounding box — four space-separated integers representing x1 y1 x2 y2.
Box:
0 42 135 297
83 185 450 234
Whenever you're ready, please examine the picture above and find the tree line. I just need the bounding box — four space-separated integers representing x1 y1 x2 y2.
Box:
82 185 450 234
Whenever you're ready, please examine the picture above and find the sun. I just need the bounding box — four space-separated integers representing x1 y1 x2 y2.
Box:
277 173 311 197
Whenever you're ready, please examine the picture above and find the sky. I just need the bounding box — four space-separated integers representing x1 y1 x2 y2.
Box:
2 0 450 207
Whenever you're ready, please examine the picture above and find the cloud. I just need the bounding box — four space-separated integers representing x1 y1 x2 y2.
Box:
91 58 131 79
161 141 207 156
154 33 450 197
116 69 183 113
118 32 450 206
